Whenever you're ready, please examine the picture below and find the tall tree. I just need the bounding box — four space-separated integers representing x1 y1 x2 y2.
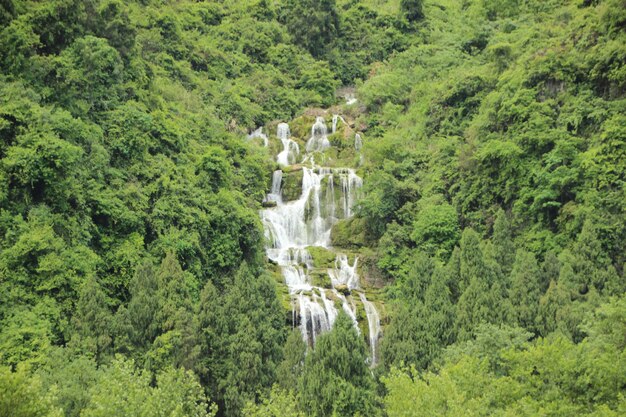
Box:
126 260 159 351
508 249 542 333
299 312 379 417
69 276 113 363
195 263 284 417
455 229 493 340
492 208 515 276
276 329 306 391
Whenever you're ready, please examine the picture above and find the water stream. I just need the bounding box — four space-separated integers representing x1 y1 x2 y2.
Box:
260 117 381 364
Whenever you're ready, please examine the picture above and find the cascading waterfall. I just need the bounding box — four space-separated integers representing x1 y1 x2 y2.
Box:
248 127 268 147
331 114 346 134
260 117 381 364
359 293 381 365
355 133 363 151
306 117 331 152
276 123 300 166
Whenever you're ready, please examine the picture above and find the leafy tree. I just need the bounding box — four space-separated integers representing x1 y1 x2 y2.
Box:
280 0 340 58
410 196 460 259
243 385 304 417
81 356 215 417
400 0 424 22
0 365 62 417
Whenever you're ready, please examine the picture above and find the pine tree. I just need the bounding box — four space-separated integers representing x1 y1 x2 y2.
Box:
299 312 378 417
508 249 542 333
455 229 492 340
446 246 462 302
127 260 159 350
276 330 306 391
70 276 113 363
195 263 284 416
492 208 515 276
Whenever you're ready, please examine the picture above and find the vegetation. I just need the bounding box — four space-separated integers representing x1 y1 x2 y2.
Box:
0 0 624 416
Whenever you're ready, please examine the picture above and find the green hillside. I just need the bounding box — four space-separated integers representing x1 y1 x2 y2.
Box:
0 0 624 416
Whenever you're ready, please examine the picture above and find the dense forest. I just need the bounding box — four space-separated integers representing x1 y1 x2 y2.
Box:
0 0 625 416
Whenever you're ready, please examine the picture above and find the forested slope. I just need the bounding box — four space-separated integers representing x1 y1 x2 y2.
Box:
0 0 625 416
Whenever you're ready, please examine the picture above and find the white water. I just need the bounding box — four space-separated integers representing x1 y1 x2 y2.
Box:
306 117 331 152
276 123 300 166
259 118 380 364
359 292 381 365
332 114 346 134
248 127 268 147
355 133 363 151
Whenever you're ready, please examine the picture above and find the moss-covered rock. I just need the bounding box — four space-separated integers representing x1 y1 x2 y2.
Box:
335 284 350 296
307 246 336 268
310 269 332 288
281 169 303 201
331 217 367 248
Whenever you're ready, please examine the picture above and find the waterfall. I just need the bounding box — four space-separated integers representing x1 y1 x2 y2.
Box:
355 133 363 151
359 293 381 365
260 116 380 363
276 122 300 166
331 114 346 134
248 127 268 147
328 255 360 290
264 170 283 204
306 117 330 152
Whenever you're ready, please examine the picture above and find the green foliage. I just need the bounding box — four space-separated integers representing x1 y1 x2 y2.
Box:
280 0 340 58
81 356 215 417
410 195 460 259
243 386 304 417
195 263 285 416
69 276 113 363
400 0 424 22
299 312 379 417
384 297 626 416
0 365 62 417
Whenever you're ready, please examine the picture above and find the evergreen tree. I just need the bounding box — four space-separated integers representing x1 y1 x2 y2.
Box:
492 208 515 276
446 246 462 302
195 263 284 417
155 251 193 333
126 260 159 350
540 251 561 293
422 267 456 357
455 229 492 340
276 329 306 391
508 249 542 333
537 279 571 337
299 312 379 417
571 220 618 294
69 276 113 363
